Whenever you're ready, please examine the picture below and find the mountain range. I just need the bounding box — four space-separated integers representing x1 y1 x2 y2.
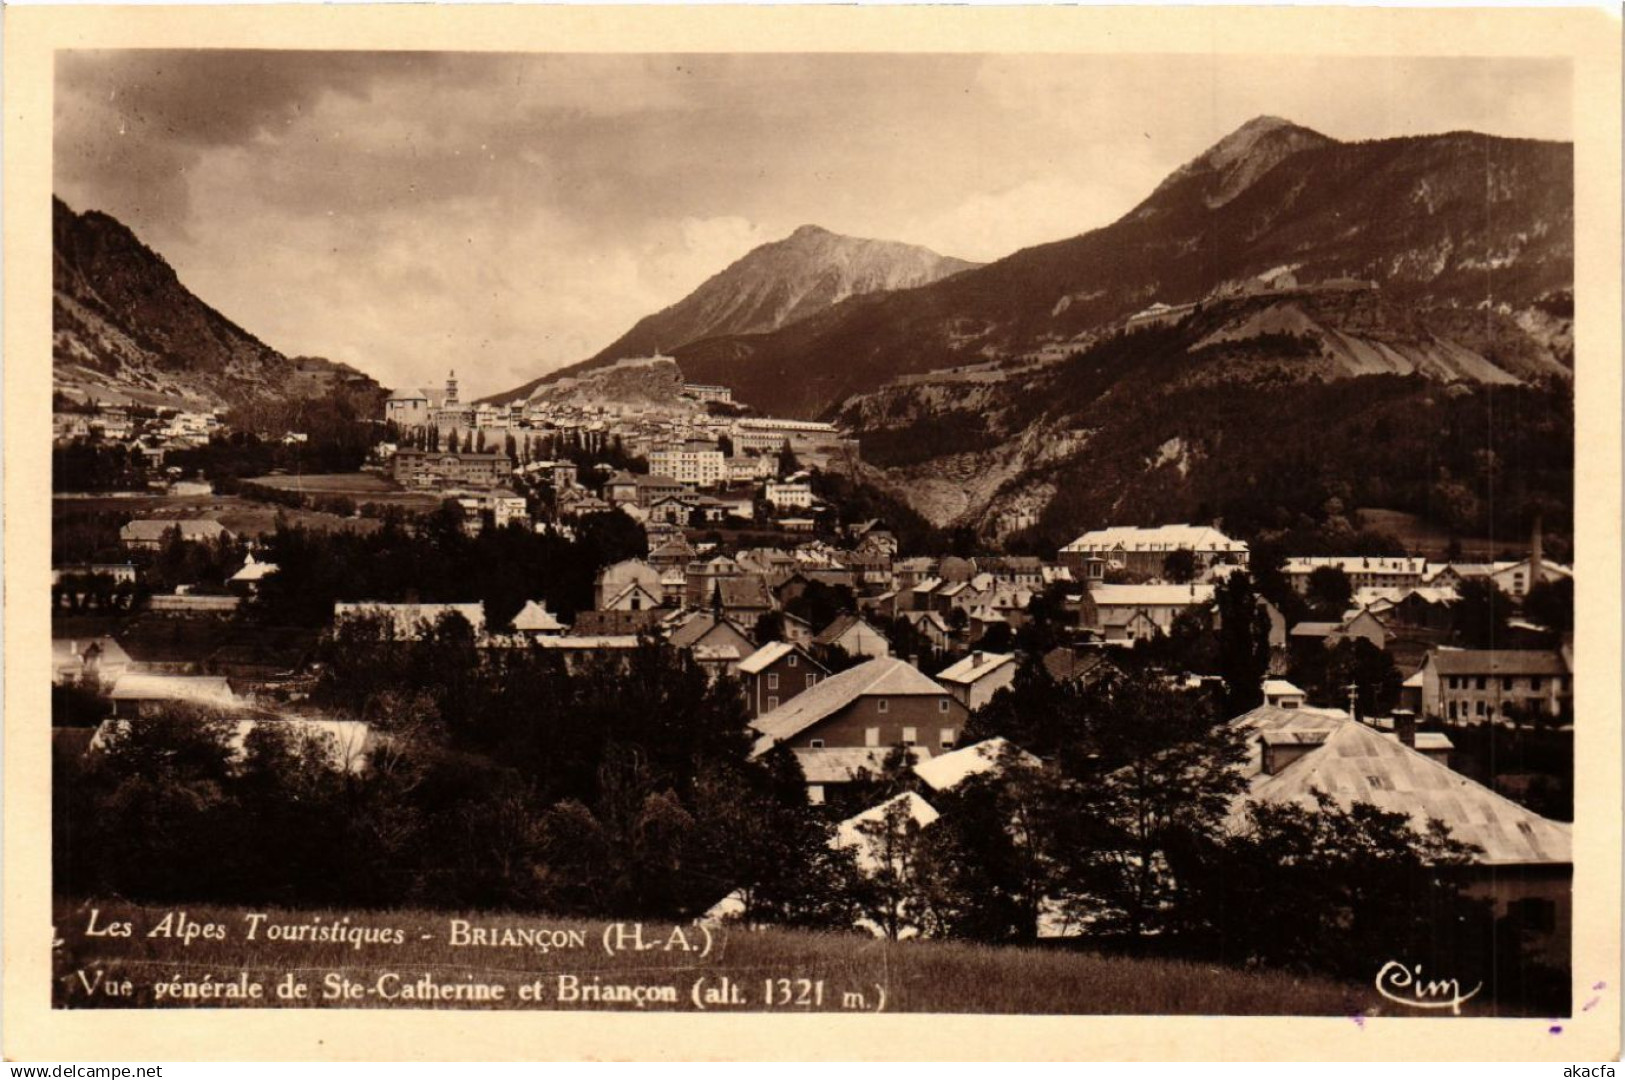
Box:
53 197 383 412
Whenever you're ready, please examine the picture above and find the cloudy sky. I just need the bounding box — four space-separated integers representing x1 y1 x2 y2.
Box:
55 51 1571 398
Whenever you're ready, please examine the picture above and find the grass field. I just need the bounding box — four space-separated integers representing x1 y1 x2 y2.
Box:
1355 508 1527 562
53 898 1415 1015
54 492 386 538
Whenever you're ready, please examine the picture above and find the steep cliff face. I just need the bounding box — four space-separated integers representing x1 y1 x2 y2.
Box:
53 197 384 410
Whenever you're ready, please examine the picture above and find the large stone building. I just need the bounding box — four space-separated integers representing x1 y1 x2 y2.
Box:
649 441 726 488
1416 649 1573 724
390 449 513 490
1059 524 1249 578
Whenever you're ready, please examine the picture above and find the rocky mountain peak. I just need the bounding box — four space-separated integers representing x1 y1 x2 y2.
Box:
1149 115 1338 209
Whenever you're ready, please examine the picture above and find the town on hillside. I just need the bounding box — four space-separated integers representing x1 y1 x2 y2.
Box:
53 368 1576 1013
48 50 1588 1023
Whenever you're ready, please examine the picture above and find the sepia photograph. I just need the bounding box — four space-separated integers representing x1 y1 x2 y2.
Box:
6 2 1622 1064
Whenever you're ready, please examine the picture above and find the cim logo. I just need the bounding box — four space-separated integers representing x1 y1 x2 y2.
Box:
1374 960 1483 1015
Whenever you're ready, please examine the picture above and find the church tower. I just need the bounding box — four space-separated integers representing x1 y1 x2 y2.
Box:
445 369 459 406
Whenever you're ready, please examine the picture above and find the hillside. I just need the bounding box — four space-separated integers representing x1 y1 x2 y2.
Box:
671 120 1573 418
483 225 978 404
52 197 385 412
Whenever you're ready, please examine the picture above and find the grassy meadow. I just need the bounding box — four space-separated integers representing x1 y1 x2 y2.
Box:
53 898 1409 1015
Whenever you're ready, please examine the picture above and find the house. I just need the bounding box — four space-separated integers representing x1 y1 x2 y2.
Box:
510 600 566 636
555 488 614 520
1059 524 1248 577
668 612 756 660
814 614 891 660
89 715 374 774
765 481 814 509
332 601 487 639
1231 715 1570 965
936 651 1018 711
528 635 643 672
119 518 230 550
648 534 697 570
737 641 831 719
1489 557 1573 600
108 674 240 718
749 657 969 757
901 610 955 652
780 611 815 647
228 554 279 595
1088 583 1215 642
1417 649 1573 724
834 791 941 875
914 736 1041 793
1261 678 1307 709
714 575 776 624
1040 646 1119 686
594 559 665 611
792 747 929 806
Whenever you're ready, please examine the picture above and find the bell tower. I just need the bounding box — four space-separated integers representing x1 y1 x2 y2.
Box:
445 369 459 406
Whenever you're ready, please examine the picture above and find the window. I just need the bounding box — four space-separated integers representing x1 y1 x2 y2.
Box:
807 784 825 806
1502 677 1512 692
1447 676 1458 690
1476 701 1486 716
806 674 817 688
1531 677 1543 692
864 727 880 748
766 696 778 711
788 654 797 667
939 699 950 713
1476 676 1487 691
940 728 956 749
1449 701 1459 720
877 698 889 713
767 673 779 690
901 727 917 747
809 738 825 749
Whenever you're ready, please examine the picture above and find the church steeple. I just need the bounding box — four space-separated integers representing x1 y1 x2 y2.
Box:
445 369 459 406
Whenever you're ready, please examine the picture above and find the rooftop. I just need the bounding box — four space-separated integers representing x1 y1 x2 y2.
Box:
751 658 948 754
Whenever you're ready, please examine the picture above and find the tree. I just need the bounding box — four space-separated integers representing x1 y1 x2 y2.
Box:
1524 577 1573 634
1215 572 1272 716
1455 578 1514 648
1291 637 1402 718
1184 793 1488 983
1305 565 1353 618
1037 668 1248 938
1162 548 1198 584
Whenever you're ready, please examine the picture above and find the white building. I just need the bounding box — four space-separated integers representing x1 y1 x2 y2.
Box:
1060 524 1249 578
766 481 814 509
649 442 726 488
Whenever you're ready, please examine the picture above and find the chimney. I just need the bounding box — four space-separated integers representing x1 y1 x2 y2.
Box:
972 650 985 667
1393 709 1417 749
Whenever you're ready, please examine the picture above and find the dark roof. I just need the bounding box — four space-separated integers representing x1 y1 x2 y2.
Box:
717 575 775 611
1427 650 1571 677
572 609 664 636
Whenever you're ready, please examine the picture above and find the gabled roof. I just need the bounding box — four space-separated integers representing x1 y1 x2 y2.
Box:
1425 650 1571 677
1290 621 1341 638
904 610 953 634
750 658 948 754
1239 719 1572 866
794 746 929 784
716 575 775 610
1261 678 1306 698
914 737 1040 792
1227 703 1349 780
511 600 565 632
814 613 879 646
738 641 797 675
1041 646 1114 684
229 555 279 583
668 612 754 651
834 791 940 871
937 652 1016 686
